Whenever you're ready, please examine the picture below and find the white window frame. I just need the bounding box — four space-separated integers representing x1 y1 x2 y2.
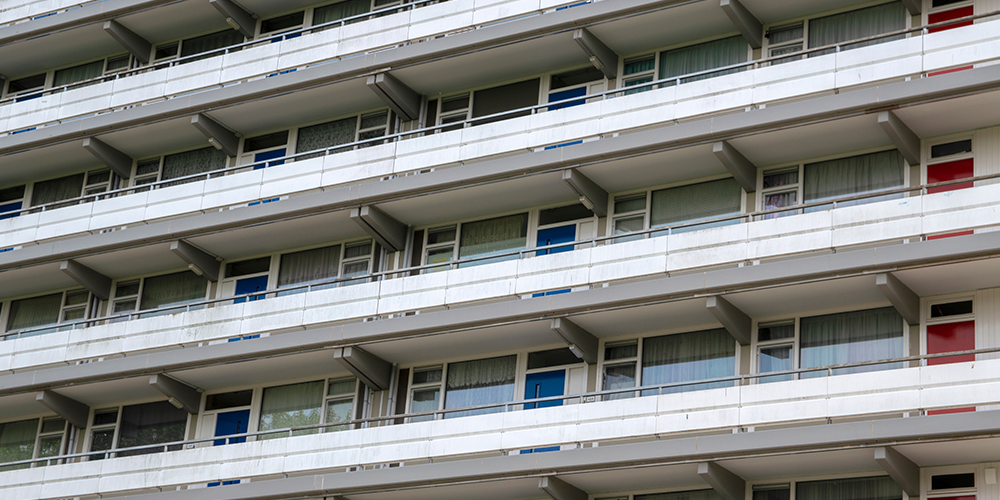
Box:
607 174 746 240
83 402 192 459
922 134 974 185
0 288 94 335
107 270 211 317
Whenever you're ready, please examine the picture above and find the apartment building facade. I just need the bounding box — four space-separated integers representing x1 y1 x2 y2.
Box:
0 0 999 500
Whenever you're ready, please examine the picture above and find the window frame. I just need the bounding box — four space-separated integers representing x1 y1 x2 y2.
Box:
129 145 234 189
615 32 754 90
107 270 211 317
923 134 974 185
0 288 94 336
83 402 191 459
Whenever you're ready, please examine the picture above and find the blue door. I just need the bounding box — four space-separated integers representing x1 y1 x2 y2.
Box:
548 87 588 111
522 370 565 453
234 276 268 304
254 148 286 169
214 409 250 446
534 225 577 297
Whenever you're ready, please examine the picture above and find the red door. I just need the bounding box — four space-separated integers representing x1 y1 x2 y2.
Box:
928 6 975 75
927 158 974 240
927 320 975 414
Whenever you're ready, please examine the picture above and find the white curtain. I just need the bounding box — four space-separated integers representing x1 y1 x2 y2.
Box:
808 2 907 55
650 178 741 234
296 118 357 159
161 147 228 184
31 174 85 207
259 381 324 438
7 293 62 333
659 36 748 84
458 213 528 265
278 245 341 288
180 29 245 58
641 329 736 395
139 271 208 311
53 60 104 87
313 0 370 25
116 401 187 456
800 307 904 377
602 364 637 400
0 419 37 470
803 150 904 211
445 355 516 418
797 476 902 500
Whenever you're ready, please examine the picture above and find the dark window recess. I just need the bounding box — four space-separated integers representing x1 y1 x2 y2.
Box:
931 140 972 158
8 74 46 93
0 186 25 203
205 390 254 411
31 173 85 207
528 348 581 370
753 485 790 500
931 473 975 490
244 131 289 152
261 11 304 33
758 322 795 341
931 300 973 318
605 342 638 360
425 100 437 128
932 0 967 6
93 409 119 426
539 204 593 226
226 257 272 277
155 42 179 59
471 79 540 125
551 66 605 90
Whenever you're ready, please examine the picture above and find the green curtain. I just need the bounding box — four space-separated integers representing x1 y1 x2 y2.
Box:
0 419 36 470
445 355 516 418
161 147 228 185
650 178 741 234
259 381 324 438
295 117 357 159
116 401 187 457
139 271 208 312
7 293 62 333
458 213 528 267
800 307 904 377
31 173 85 207
808 2 907 55
278 245 341 288
659 36 748 84
53 60 104 87
803 150 904 211
797 476 902 500
638 490 723 500
180 29 245 58
641 329 736 395
313 0 370 25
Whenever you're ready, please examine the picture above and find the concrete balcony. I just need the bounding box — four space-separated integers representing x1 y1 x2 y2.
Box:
1 358 998 500
3 181 1000 372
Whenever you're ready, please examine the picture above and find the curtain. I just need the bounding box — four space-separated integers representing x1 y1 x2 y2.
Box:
458 213 528 265
313 0 370 25
797 476 902 500
800 307 904 377
7 293 62 332
0 419 36 469
410 388 440 422
53 60 104 87
445 355 516 418
180 29 245 58
116 401 187 457
471 79 540 125
803 150 904 211
161 147 228 184
31 174 84 207
140 271 208 312
296 118 356 159
808 2 907 55
259 381 324 438
650 178 741 234
278 245 341 288
641 329 736 395
637 490 724 500
659 36 748 85
763 191 797 220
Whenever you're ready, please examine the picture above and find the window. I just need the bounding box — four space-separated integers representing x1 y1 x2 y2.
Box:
636 490 723 500
110 271 209 317
470 79 540 125
313 0 370 26
53 60 104 88
623 55 656 93
409 366 443 422
5 290 92 336
341 240 374 284
105 54 132 74
612 194 647 243
296 118 358 159
458 213 528 266
0 186 26 219
423 226 456 273
808 2 907 56
223 257 272 303
88 408 118 459
766 23 804 63
115 402 188 457
756 321 795 383
153 42 179 61
5 73 46 100
357 111 390 147
444 355 516 418
659 36 749 85
761 168 799 219
30 173 84 208
796 476 901 500
278 244 342 292
258 377 357 438
602 341 638 400
0 419 42 470
259 11 305 41
242 131 289 169
179 30 246 59
611 178 743 241
548 66 605 111
640 329 736 395
930 473 976 490
435 94 471 131
132 147 229 188
754 484 791 500
324 377 358 431
35 417 67 465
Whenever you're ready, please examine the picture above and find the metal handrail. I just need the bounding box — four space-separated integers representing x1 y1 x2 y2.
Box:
4 345 999 469
3 8 997 218
3 170 999 340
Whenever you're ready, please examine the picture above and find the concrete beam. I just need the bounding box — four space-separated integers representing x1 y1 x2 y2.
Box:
191 113 239 157
712 141 756 193
550 318 598 364
59 259 112 300
35 390 90 429
878 110 921 167
874 447 920 497
698 462 746 500
334 346 392 391
706 296 751 346
562 169 608 217
169 240 219 282
148 374 200 414
572 28 618 80
208 0 256 39
82 137 133 179
102 19 152 64
900 0 921 16
539 477 587 500
720 0 763 49
876 273 920 326
350 205 407 253
366 73 422 122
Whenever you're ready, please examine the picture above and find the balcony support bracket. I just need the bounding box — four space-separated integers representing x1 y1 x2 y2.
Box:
170 240 220 282
878 111 921 167
60 259 112 300
36 390 91 429
82 137 133 179
712 141 757 193
875 447 920 497
540 477 587 500
209 0 256 39
573 28 619 80
366 73 422 122
191 113 239 158
350 205 407 253
720 0 763 49
706 296 751 346
698 462 746 500
149 374 200 414
334 346 393 391
562 169 608 217
102 20 152 64
876 273 920 326
551 318 599 364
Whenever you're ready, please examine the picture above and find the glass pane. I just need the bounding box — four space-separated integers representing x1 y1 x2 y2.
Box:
261 12 304 33
8 74 46 93
539 204 592 226
808 3 907 55
116 280 140 297
410 388 440 422
324 397 354 432
641 329 736 395
31 173 85 207
659 36 749 84
931 473 976 490
140 271 208 312
759 345 793 383
40 418 66 434
62 308 86 322
225 257 271 278
931 140 972 159
458 213 528 265
245 131 289 152
154 43 178 59
527 348 580 369
637 490 723 500
313 0 370 25
7 293 62 332
0 419 38 469
613 216 645 242
800 307 904 377
763 170 798 189
106 54 131 72
650 178 742 234
116 401 188 456
605 342 638 360
425 247 454 272
93 409 119 426
37 436 62 459
64 291 89 307
205 390 253 411
327 378 356 396
753 486 791 500
550 66 604 90
758 323 794 342
161 147 228 185
296 118 356 158
344 242 372 259
341 260 370 279
89 429 115 459
623 56 655 75
930 301 973 318
803 150 905 211
180 29 245 58
768 23 803 44
360 112 388 129
444 355 516 418
278 245 341 289
602 363 636 400
259 381 324 438
413 367 443 385
441 94 470 113
763 191 797 219
614 194 646 214
427 226 457 245
0 186 25 203
53 60 104 87
796 476 902 500
113 300 137 314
